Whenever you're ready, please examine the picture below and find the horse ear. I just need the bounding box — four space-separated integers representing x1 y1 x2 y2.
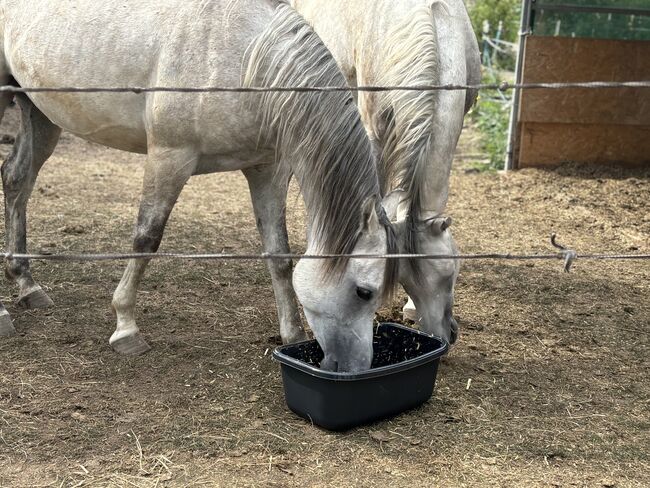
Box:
429 216 452 235
361 197 381 233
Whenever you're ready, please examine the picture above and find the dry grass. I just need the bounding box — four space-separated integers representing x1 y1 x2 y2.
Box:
0 106 648 487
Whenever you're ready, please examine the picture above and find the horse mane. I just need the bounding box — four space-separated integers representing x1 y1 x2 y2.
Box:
243 3 398 299
373 4 447 280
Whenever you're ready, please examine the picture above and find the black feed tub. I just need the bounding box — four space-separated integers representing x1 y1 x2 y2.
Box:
273 322 448 431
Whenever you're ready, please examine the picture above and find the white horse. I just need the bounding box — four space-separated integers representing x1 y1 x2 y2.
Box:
0 0 398 373
291 0 481 344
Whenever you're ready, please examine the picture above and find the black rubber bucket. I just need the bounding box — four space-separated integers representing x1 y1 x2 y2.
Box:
273 322 448 431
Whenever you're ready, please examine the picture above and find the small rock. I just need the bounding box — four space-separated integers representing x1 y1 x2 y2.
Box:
439 414 462 424
369 430 391 443
60 224 86 235
246 394 260 403
38 186 58 198
229 449 248 458
115 413 138 423
276 463 294 476
71 412 87 421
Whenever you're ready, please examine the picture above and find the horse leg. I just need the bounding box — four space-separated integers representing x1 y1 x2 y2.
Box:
402 297 417 322
244 166 307 344
0 90 16 336
0 302 15 337
2 94 61 310
109 148 197 355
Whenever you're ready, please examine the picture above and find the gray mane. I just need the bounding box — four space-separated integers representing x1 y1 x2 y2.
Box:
374 7 439 259
244 4 398 297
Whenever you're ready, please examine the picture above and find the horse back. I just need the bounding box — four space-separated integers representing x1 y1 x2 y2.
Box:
0 0 275 154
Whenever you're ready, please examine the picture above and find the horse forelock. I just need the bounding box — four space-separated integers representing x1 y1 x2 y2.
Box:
244 3 386 280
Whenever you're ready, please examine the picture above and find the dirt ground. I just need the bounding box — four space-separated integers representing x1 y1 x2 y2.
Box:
0 105 648 487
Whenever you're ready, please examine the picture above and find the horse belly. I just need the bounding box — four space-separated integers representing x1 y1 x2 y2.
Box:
25 93 149 153
1 1 160 153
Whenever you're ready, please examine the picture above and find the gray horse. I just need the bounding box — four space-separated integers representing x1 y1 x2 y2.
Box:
291 0 481 344
0 0 398 373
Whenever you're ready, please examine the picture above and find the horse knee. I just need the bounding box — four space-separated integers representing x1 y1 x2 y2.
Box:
133 209 169 253
133 233 161 253
275 258 293 277
133 219 166 253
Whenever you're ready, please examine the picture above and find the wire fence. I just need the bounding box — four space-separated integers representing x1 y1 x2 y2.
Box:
1 80 649 95
1 82 648 272
4 236 649 274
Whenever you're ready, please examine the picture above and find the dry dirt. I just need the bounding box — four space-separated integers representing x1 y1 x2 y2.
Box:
0 105 648 487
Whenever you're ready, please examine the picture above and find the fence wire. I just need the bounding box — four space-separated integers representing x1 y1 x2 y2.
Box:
1 82 648 272
0 81 649 95
4 235 649 274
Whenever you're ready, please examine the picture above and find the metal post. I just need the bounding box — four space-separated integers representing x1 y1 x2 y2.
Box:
492 20 504 65
505 0 534 170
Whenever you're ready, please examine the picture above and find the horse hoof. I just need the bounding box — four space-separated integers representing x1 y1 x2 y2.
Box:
0 312 16 337
17 288 54 310
449 319 459 345
402 304 418 322
111 332 151 355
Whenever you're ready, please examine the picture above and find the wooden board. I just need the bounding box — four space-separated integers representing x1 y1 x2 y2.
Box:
518 122 650 168
520 37 650 125
515 36 650 167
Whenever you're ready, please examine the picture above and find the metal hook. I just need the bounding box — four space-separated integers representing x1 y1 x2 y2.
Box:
550 233 577 273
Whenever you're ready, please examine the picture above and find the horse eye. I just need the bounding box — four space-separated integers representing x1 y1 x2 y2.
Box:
356 287 373 301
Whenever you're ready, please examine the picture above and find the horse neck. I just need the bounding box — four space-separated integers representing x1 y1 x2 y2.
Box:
361 3 471 222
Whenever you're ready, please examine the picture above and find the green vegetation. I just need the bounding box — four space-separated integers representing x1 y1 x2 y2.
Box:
469 0 521 45
468 0 521 171
470 0 520 69
470 73 511 172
